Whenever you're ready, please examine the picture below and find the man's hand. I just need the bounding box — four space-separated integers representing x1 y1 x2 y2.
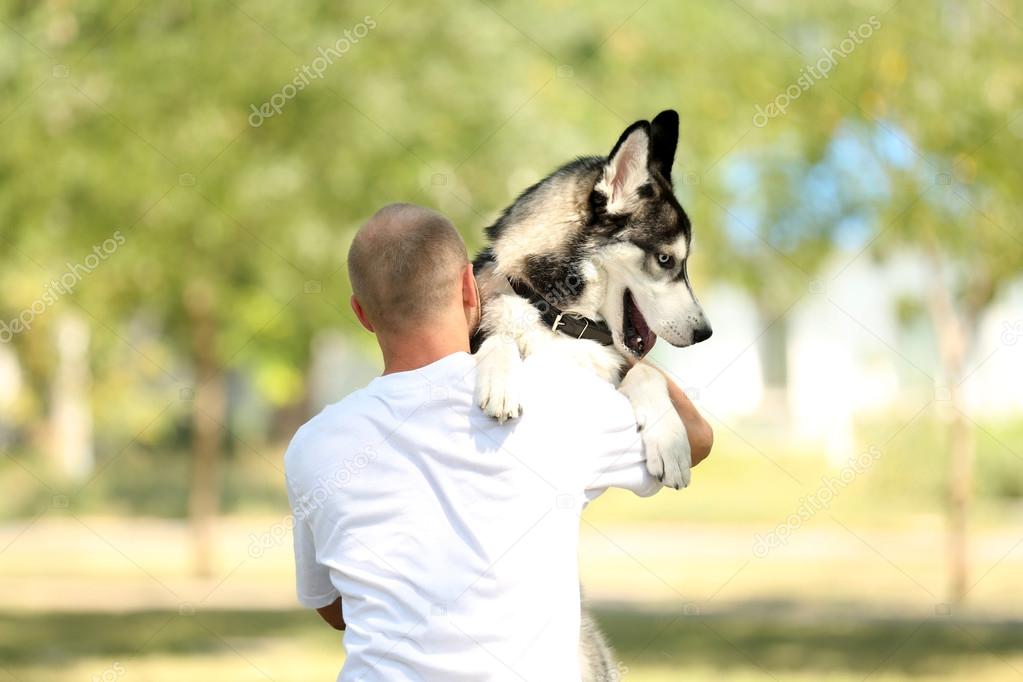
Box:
619 362 692 488
316 597 345 631
646 362 714 467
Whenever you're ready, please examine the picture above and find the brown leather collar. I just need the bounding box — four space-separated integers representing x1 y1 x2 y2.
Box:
507 278 614 346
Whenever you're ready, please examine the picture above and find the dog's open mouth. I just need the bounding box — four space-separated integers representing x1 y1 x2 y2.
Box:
623 289 656 358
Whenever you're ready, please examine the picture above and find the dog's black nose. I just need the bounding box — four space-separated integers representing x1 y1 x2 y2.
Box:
693 324 713 344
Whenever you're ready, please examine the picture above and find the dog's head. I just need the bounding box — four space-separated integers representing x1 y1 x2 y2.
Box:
588 110 712 359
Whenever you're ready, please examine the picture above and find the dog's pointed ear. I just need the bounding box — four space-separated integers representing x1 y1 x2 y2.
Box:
649 110 678 181
597 120 651 214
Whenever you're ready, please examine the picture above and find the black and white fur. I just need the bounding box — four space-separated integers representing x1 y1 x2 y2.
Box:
471 110 711 680
472 109 711 489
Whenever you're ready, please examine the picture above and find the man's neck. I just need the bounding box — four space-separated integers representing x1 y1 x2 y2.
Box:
378 327 470 376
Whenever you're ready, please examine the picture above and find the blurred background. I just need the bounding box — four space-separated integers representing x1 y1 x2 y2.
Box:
1 1 1021 680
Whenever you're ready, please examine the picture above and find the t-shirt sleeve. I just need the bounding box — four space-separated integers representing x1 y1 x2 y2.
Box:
286 472 340 609
573 375 663 500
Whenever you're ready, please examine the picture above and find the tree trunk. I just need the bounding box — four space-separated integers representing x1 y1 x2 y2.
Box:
0 344 25 450
923 242 974 603
754 298 790 423
185 285 225 578
946 379 974 602
49 312 94 480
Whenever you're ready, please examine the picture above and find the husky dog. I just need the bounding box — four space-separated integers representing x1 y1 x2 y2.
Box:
471 110 712 679
472 109 711 489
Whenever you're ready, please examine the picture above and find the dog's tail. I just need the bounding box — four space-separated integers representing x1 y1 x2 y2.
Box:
580 607 618 682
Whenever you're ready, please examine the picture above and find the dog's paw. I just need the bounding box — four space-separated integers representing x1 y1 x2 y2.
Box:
618 363 692 490
477 370 522 422
475 337 523 422
639 412 691 490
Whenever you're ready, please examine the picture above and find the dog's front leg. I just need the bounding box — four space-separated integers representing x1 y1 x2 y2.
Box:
617 363 691 489
474 290 542 422
475 333 524 422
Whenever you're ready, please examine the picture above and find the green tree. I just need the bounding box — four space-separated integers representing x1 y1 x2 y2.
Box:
838 2 1022 601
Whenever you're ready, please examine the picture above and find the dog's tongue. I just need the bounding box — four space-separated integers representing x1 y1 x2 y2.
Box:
627 292 657 357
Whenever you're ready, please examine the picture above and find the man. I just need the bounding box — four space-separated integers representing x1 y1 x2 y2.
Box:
285 203 712 681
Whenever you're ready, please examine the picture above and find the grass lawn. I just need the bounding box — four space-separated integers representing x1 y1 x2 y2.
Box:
2 607 1022 681
2 410 1021 680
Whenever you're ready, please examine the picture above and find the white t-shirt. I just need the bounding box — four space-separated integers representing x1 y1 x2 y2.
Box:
284 350 659 682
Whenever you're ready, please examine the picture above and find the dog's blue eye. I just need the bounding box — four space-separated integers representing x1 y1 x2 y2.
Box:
656 253 675 269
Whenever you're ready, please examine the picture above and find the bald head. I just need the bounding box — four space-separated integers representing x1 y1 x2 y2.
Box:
348 203 469 332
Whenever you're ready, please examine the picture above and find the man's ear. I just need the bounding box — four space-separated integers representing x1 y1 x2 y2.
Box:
596 120 651 214
461 263 481 333
649 109 679 182
350 295 375 333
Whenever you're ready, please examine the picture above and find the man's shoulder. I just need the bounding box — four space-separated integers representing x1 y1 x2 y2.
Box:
519 352 629 413
283 387 379 474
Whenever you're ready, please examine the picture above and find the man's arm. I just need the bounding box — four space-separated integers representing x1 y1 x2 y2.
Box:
316 597 346 631
654 364 713 466
285 470 343 627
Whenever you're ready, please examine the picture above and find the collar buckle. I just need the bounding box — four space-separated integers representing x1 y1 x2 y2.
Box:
507 278 614 347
